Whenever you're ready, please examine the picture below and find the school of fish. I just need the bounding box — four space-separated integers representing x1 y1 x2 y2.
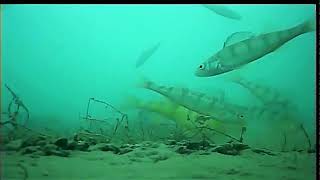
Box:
130 6 315 143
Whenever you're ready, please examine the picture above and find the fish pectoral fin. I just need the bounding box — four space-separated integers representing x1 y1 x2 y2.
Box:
223 31 255 48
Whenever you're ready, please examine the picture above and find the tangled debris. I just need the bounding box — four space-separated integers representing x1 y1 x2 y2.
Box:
80 98 131 143
1 84 30 129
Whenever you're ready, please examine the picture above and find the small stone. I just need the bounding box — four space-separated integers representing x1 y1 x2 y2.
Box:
176 146 192 154
43 144 58 155
212 145 240 155
142 141 153 147
43 144 58 151
88 143 106 151
87 137 98 145
211 143 249 156
30 162 38 166
30 154 41 158
140 147 147 150
185 140 211 150
286 165 297 170
121 144 140 149
5 139 23 151
22 135 47 148
109 161 119 165
151 154 169 163
146 150 159 156
150 143 160 148
133 151 145 158
77 141 90 151
1 137 10 145
119 148 133 155
129 157 143 162
186 142 201 150
225 168 240 175
166 140 177 145
209 143 216 148
54 138 68 150
49 150 70 157
132 144 141 148
67 141 89 151
177 140 188 146
120 144 131 148
307 149 315 153
100 144 118 153
196 150 211 155
251 148 276 156
20 146 41 155
232 143 250 151
89 143 120 154
240 172 252 176
36 140 47 146
42 170 49 176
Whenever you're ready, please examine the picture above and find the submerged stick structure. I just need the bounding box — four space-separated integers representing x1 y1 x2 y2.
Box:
1 84 30 129
83 97 130 142
299 123 312 150
184 115 245 143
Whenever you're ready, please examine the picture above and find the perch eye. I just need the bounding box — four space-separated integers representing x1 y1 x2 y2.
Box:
199 64 205 70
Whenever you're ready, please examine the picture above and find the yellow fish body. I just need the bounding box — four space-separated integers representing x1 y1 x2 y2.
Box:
125 96 245 142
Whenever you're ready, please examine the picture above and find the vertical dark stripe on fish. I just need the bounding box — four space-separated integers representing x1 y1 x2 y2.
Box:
229 45 238 57
264 33 279 48
145 81 154 89
279 31 289 40
179 87 189 101
196 93 205 106
246 38 257 53
157 85 168 94
208 98 217 108
181 87 188 96
205 61 211 70
167 86 174 92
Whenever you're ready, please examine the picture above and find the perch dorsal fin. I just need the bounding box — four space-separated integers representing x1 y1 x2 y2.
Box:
223 31 255 48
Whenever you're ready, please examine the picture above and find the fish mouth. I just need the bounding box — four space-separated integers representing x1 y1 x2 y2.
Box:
194 70 223 77
194 70 209 77
195 66 232 77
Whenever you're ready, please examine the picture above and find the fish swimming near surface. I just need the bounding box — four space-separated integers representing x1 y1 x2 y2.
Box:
194 18 316 77
202 4 242 21
135 42 161 68
137 77 250 124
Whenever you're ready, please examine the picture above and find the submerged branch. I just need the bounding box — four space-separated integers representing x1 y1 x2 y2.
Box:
17 163 28 180
299 123 312 150
83 97 131 143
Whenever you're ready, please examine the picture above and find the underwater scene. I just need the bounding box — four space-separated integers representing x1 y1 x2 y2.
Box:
0 4 317 180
